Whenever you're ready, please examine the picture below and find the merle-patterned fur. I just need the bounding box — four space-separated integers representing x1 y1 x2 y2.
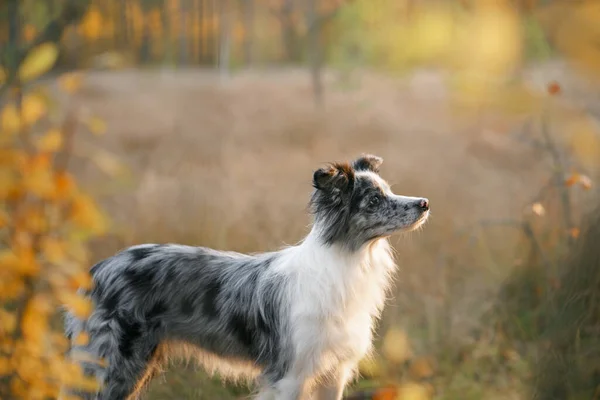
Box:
62 154 430 400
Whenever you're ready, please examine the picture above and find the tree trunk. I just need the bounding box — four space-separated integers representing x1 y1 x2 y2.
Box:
139 21 151 63
305 0 324 108
179 0 190 65
242 0 255 67
218 0 232 81
279 0 302 63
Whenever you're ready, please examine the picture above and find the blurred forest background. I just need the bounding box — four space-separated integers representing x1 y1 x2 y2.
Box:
1 0 600 399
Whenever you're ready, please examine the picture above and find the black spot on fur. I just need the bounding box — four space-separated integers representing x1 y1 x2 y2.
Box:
118 317 142 359
103 290 121 312
164 266 177 282
124 266 157 291
181 296 195 316
91 279 104 300
202 279 222 318
145 301 168 320
229 313 254 350
129 246 155 262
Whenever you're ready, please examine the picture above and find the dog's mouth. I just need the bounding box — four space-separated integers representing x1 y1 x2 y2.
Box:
402 210 430 232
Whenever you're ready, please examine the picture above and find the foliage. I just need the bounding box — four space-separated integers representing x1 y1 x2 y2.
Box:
0 35 112 399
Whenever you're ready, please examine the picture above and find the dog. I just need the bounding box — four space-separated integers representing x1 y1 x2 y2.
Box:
62 154 430 400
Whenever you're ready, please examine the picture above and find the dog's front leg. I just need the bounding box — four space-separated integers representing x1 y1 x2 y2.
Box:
255 374 307 400
310 365 355 400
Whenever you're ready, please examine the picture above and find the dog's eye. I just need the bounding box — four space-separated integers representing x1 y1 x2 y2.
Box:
369 196 381 207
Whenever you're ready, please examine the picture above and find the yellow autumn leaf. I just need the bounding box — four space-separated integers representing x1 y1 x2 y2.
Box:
69 271 93 292
85 116 107 135
0 249 21 273
80 7 104 40
35 129 63 152
0 275 25 301
358 355 384 378
18 42 60 82
19 205 48 234
58 292 94 319
21 294 51 347
0 309 17 334
452 0 522 100
0 169 17 200
58 72 83 94
382 327 413 364
405 5 455 64
0 67 6 84
22 154 55 199
1 103 21 134
40 237 67 264
74 332 90 346
70 193 108 235
396 382 433 400
22 93 48 125
0 209 8 228
0 356 10 375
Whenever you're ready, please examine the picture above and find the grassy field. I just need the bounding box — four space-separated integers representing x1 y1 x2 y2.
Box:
50 64 600 399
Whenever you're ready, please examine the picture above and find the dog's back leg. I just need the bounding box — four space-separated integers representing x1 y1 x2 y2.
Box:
96 322 162 400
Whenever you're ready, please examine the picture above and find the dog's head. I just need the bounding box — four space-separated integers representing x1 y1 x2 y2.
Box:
310 154 429 251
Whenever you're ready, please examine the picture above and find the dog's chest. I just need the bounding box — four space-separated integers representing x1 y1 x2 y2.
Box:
289 245 394 374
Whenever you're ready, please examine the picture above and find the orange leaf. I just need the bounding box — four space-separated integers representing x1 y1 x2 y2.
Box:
54 171 77 200
564 173 580 187
373 386 399 400
547 81 561 95
569 227 580 239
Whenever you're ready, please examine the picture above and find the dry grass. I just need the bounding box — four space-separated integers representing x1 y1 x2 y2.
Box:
44 63 600 399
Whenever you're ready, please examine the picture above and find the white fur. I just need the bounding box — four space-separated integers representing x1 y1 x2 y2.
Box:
258 227 397 398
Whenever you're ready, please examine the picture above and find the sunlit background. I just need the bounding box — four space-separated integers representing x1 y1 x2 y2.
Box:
1 0 600 399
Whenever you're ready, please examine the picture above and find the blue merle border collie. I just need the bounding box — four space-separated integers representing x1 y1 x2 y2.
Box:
62 154 430 400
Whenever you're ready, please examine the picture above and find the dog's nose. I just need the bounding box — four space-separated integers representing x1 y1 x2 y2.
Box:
418 198 429 211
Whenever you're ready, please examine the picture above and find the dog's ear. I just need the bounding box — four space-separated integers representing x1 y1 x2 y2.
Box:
352 154 383 173
313 163 354 192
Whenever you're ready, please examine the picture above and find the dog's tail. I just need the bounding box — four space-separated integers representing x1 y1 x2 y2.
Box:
59 304 117 399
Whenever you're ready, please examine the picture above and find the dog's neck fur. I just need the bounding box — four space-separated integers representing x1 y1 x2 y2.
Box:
282 223 397 318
